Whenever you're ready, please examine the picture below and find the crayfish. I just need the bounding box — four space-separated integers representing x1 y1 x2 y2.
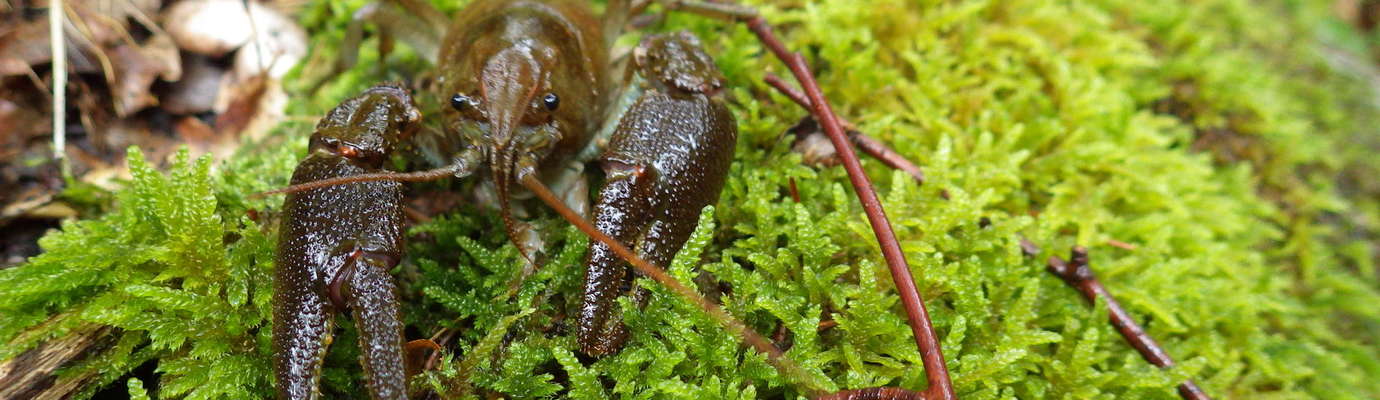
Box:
260 1 1211 399
262 0 953 398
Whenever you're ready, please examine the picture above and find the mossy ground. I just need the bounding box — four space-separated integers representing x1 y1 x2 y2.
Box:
2 0 1378 399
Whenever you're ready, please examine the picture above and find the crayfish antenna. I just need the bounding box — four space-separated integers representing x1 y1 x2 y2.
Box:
499 166 535 267
518 173 831 396
251 164 467 198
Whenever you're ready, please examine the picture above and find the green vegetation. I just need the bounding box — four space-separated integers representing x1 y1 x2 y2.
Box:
2 0 1377 398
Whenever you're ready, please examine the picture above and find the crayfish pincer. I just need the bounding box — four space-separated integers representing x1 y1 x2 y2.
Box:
272 85 419 400
578 31 737 357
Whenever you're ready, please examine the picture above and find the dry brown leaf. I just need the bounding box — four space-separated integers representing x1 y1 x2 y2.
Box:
214 75 268 135
109 34 182 116
0 19 54 76
0 17 103 77
0 95 50 163
213 76 288 153
164 0 301 58
232 3 307 80
174 115 224 156
159 54 225 115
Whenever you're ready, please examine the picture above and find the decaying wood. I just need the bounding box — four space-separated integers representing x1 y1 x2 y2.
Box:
0 324 117 400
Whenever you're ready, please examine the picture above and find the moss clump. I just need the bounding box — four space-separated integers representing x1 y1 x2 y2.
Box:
2 0 1377 398
0 149 277 399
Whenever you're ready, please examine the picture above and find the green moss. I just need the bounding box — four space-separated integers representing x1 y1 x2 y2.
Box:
3 0 1378 398
0 149 277 399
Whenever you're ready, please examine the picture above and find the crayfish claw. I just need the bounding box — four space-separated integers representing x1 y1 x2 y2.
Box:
344 254 408 400
272 85 414 399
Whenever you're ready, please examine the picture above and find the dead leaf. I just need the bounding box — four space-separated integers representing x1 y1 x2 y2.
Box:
213 76 288 156
788 116 840 167
0 18 100 76
174 115 224 156
109 34 182 116
0 19 53 76
0 95 51 163
164 0 301 58
232 3 307 80
214 75 268 135
159 54 225 115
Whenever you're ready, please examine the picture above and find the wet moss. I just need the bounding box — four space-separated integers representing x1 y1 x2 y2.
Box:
2 0 1377 398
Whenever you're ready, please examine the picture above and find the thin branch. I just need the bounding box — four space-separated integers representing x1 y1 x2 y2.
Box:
764 74 926 185
787 176 801 203
50 0 69 178
651 3 951 395
1046 246 1210 400
1106 239 1138 251
241 0 266 74
744 17 955 400
816 387 928 400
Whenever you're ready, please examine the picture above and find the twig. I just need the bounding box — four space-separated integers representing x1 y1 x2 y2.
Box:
50 0 69 178
242 0 267 74
764 74 926 185
1106 239 1137 251
744 17 955 400
816 387 928 400
1046 246 1210 400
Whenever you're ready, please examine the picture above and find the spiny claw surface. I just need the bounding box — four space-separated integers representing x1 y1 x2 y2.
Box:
578 31 738 357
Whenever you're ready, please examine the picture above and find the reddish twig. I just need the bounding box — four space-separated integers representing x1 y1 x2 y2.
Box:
1046 246 1210 400
773 321 789 345
764 74 926 185
744 17 954 400
816 387 929 400
787 176 801 203
1106 239 1137 251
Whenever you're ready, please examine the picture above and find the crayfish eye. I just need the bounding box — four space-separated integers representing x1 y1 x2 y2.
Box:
542 93 559 111
450 94 470 111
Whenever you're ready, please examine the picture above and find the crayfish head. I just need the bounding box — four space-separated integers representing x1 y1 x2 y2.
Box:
442 45 570 177
433 2 610 258
441 40 580 260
